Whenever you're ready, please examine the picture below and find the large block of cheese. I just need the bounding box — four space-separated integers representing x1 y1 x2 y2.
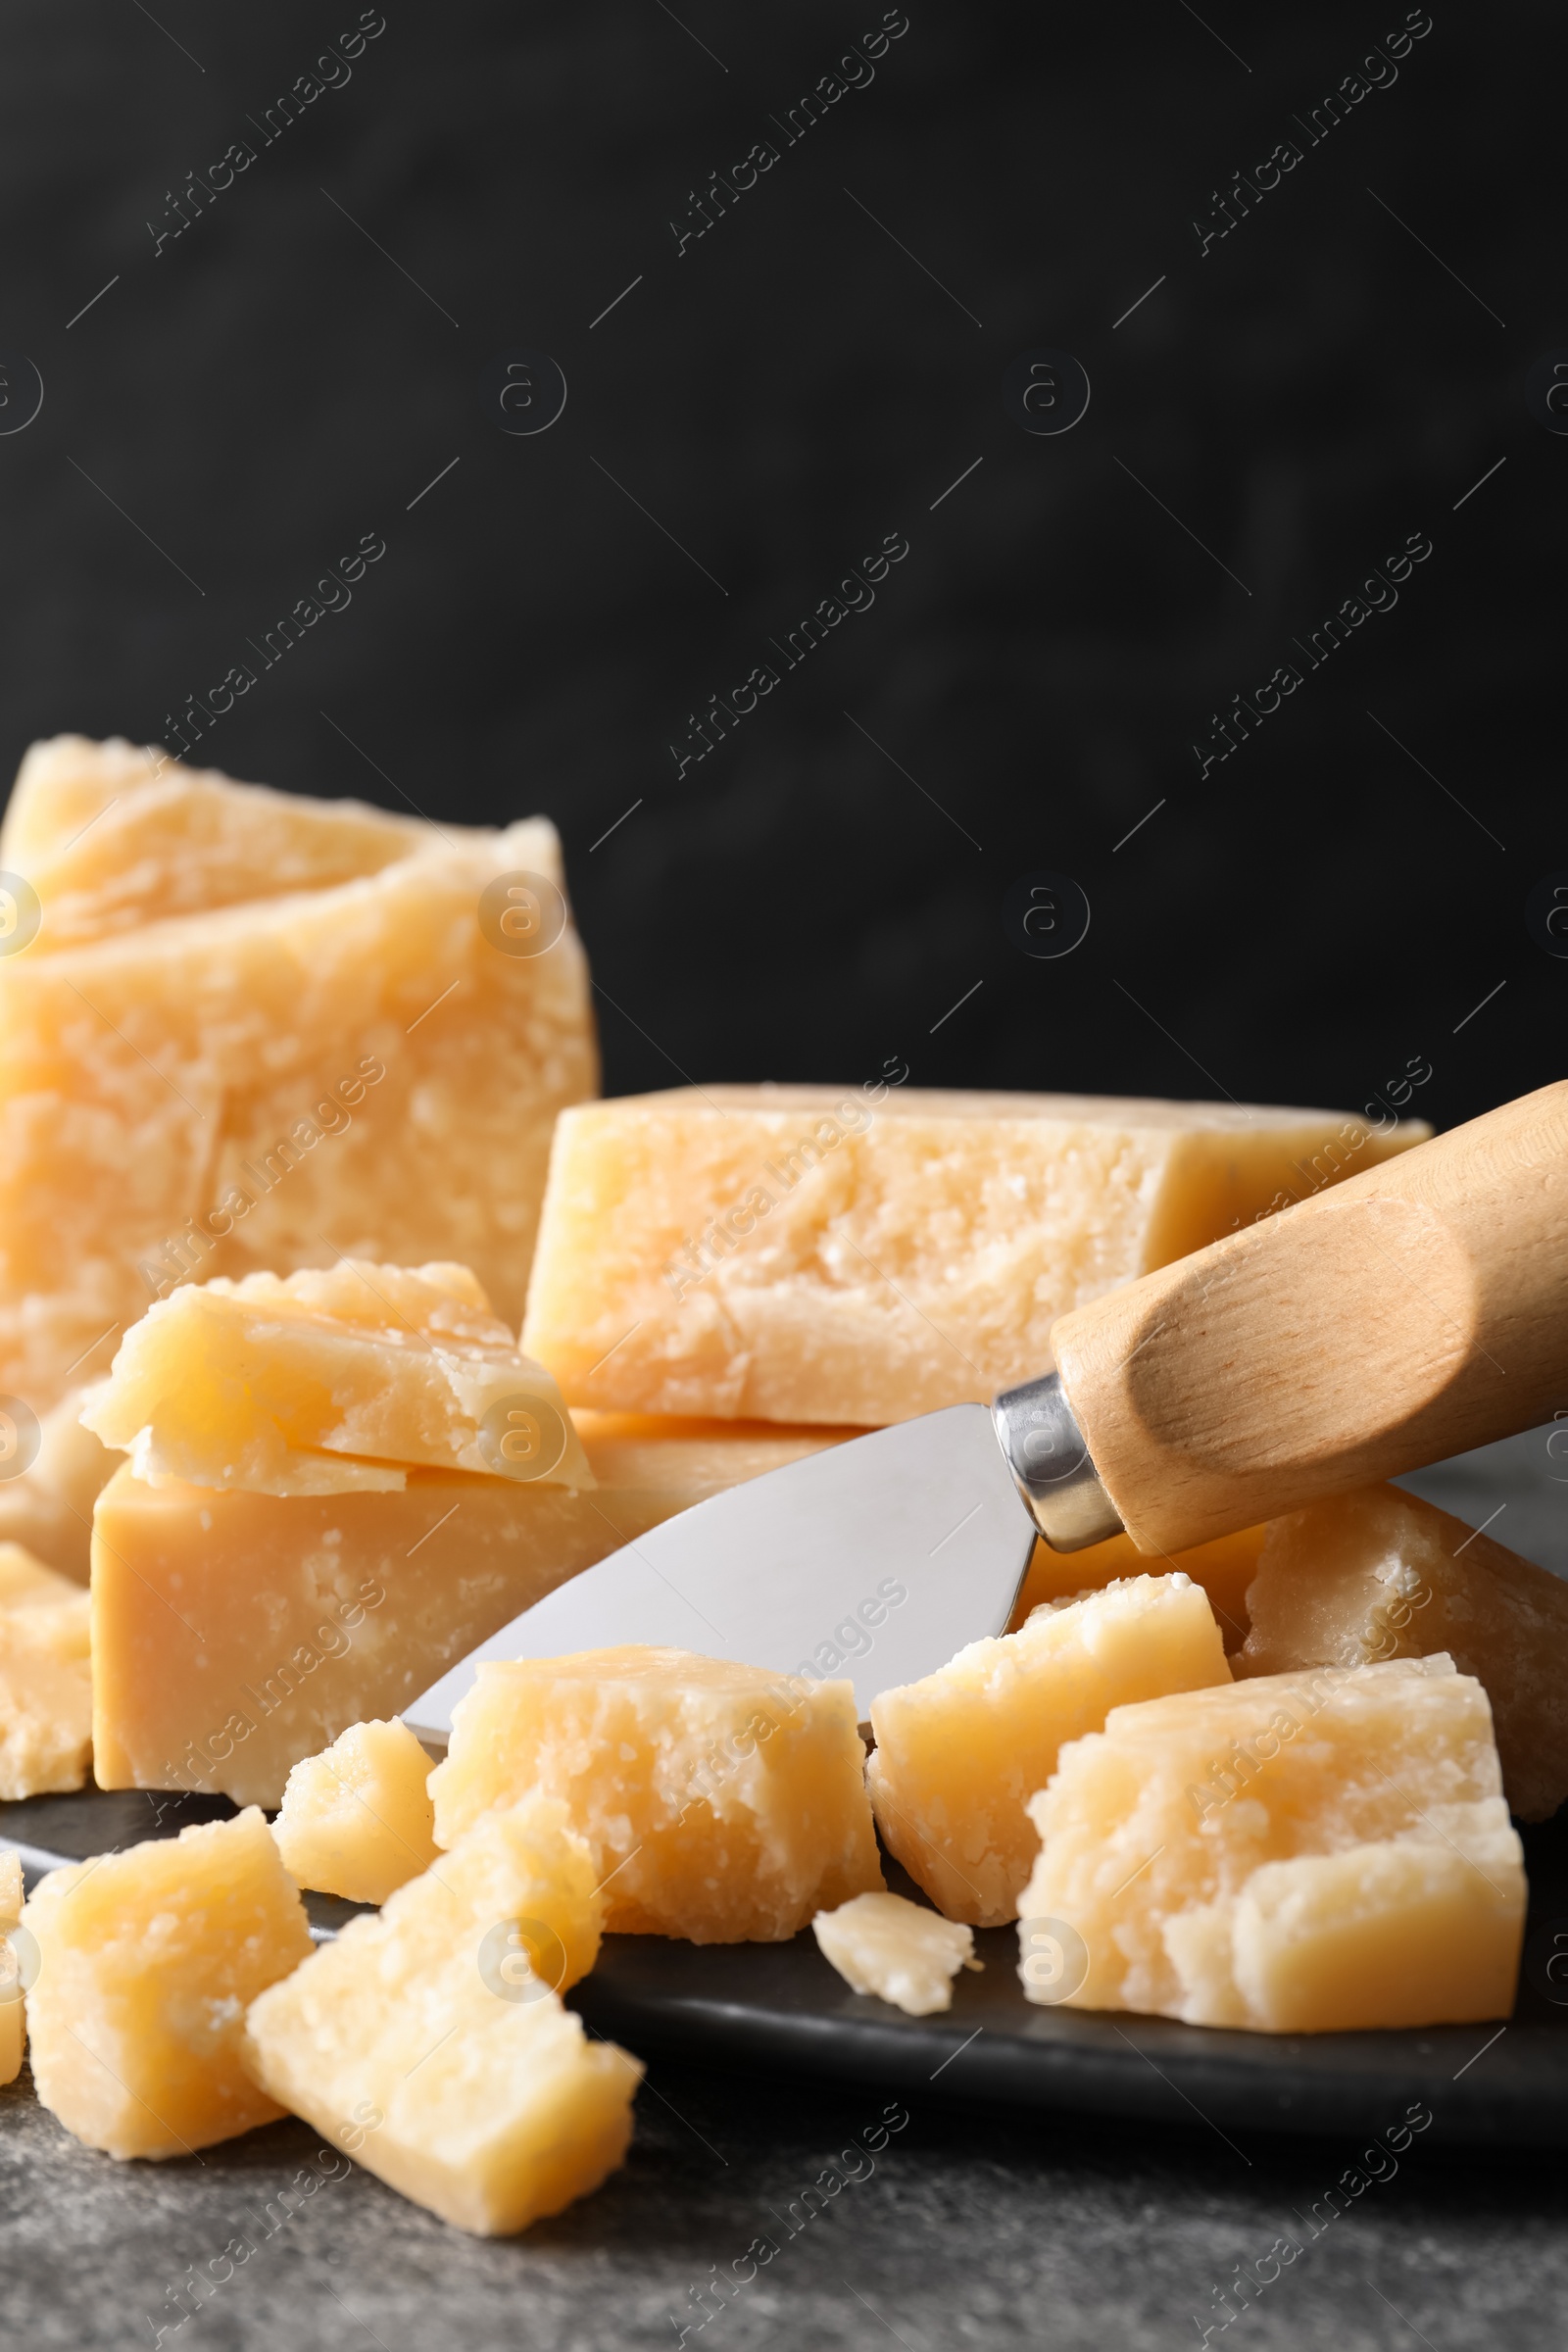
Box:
1011 1524 1265 1656
1017 1657 1525 2033
244 1794 637 2235
81 1261 594 1495
0 740 596 1406
273 1718 440 1904
23 1808 314 2157
0 1848 24 2085
1239 1483 1568 1822
0 1541 91 1798
91 1417 847 1807
520 1088 1428 1424
0 1384 119 1583
429 1647 885 1942
869 1575 1230 1927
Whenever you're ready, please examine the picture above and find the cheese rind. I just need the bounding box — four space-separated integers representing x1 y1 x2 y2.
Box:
520 1088 1428 1425
869 1576 1231 1927
0 1541 92 1798
23 1808 314 2157
429 1647 885 1942
243 1796 633 2236
90 1420 847 1808
81 1262 593 1495
273 1719 440 1905
812 1891 976 2016
1238 1482 1568 1822
1016 1657 1525 2032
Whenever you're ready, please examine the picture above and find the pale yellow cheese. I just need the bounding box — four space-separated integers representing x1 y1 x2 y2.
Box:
244 1794 636 2236
0 1383 118 1584
273 1719 440 1904
0 756 596 1407
0 1847 23 2086
869 1576 1230 1928
2 735 426 944
812 1890 977 2016
23 1808 314 2157
90 1417 846 1808
1012 1524 1265 1656
1239 1483 1568 1823
430 1646 884 1942
81 1261 593 1495
0 1541 91 1798
520 1087 1428 1424
1017 1657 1524 2033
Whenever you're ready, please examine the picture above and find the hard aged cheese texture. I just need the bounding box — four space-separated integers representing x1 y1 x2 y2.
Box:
273 1718 440 1904
244 1794 636 2236
0 1848 23 2085
1238 1483 1568 1822
1012 1523 1265 1655
429 1647 884 1942
520 1087 1429 1425
23 1809 314 2157
812 1891 977 2017
0 1541 92 1798
0 1383 119 1582
81 1261 593 1495
0 737 597 1408
90 1418 847 1807
1017 1658 1525 2033
869 1576 1230 1928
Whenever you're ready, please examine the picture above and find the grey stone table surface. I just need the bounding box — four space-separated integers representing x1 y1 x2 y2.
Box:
2 1428 1565 2352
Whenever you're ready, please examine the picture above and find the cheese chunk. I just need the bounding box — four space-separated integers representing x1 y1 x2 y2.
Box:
3 736 426 945
82 1261 593 1496
1012 1525 1264 1656
430 1647 884 1942
0 755 595 1407
23 1808 314 2157
0 1383 119 1583
0 1541 91 1798
813 1890 977 2016
1238 1483 1568 1823
91 1418 846 1808
521 1088 1428 1424
1017 1658 1524 2033
0 1848 23 2086
244 1795 636 2235
869 1576 1230 1927
274 1719 439 1904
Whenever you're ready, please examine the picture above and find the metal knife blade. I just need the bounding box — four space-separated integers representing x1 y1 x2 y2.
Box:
402 1403 1039 1740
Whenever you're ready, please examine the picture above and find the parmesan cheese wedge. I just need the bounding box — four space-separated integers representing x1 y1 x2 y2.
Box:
243 1795 637 2236
22 1809 314 2157
273 1719 440 1905
0 1541 91 1798
1013 1524 1265 1656
869 1576 1231 1927
1016 1657 1525 2033
90 1418 847 1808
0 1384 119 1583
520 1087 1427 1425
812 1890 977 2016
81 1261 593 1495
0 1848 24 2085
1238 1483 1568 1822
429 1647 884 1942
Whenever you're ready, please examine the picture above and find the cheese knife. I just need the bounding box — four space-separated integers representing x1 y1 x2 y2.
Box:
405 1079 1568 1736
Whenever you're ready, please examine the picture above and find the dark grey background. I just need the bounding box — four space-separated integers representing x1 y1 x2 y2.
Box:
1 0 1560 1129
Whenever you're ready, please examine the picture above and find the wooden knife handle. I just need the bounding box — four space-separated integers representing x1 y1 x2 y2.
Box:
1050 1079 1568 1555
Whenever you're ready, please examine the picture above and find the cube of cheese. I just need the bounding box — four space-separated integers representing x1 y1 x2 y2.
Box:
0 760 595 1408
81 1261 594 1496
1012 1524 1265 1655
868 1575 1230 1928
1016 1657 1525 2033
1238 1484 1568 1823
244 1794 636 2235
520 1088 1428 1424
90 1418 847 1808
23 1808 314 2157
429 1647 884 1942
3 735 426 946
813 1890 977 2016
273 1719 439 1904
0 1541 91 1798
0 1383 119 1584
0 1848 24 2086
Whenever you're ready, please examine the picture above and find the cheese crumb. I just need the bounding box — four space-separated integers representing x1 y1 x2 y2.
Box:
813 1891 978 2016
